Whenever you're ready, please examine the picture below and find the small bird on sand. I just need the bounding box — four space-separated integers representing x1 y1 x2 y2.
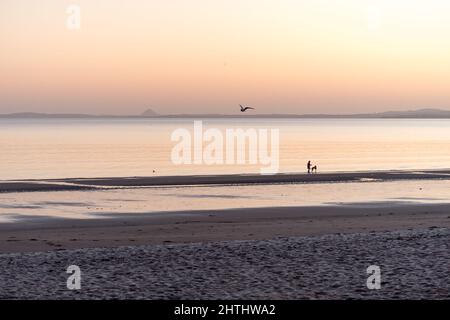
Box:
239 104 255 112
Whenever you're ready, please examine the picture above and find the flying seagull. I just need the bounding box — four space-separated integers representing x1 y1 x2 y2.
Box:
239 104 255 112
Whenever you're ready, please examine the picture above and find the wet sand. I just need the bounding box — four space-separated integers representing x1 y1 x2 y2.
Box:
1 202 449 253
2 169 450 193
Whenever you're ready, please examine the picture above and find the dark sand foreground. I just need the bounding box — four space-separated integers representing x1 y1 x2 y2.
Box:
1 228 448 299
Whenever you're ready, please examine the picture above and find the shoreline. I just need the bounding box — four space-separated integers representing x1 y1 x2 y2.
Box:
1 202 449 253
2 169 450 193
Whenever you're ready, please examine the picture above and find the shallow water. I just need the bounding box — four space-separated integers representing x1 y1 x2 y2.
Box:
0 179 449 222
1 118 450 179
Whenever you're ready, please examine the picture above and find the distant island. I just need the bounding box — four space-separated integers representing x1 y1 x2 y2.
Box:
2 108 450 119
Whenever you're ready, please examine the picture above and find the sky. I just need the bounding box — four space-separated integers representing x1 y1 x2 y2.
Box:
2 0 450 115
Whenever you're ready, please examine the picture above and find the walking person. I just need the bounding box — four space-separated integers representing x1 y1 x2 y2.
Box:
307 160 311 174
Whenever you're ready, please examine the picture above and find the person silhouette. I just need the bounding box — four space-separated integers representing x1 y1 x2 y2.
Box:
307 160 311 174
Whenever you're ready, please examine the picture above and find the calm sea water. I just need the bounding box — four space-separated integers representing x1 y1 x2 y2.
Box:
1 118 450 180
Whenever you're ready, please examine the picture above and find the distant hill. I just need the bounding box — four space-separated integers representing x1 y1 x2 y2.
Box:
1 108 450 119
0 112 98 118
141 108 159 117
139 108 450 119
149 108 450 118
364 108 450 118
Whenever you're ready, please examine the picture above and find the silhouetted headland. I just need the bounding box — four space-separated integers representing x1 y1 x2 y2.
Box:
2 108 450 119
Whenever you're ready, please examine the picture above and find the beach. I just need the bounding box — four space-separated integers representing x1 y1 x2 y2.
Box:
0 170 449 299
4 0 450 304
0 202 449 253
1 228 448 299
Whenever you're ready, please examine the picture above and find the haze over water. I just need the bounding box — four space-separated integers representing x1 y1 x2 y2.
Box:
1 118 450 180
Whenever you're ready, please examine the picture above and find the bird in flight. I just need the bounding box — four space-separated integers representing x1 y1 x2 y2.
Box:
239 104 255 112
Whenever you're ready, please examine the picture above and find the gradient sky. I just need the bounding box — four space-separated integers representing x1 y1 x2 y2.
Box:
2 0 450 115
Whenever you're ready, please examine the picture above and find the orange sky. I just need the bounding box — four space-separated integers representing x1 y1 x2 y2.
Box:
1 0 450 115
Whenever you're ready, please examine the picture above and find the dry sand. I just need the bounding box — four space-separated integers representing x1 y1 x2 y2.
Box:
1 228 448 299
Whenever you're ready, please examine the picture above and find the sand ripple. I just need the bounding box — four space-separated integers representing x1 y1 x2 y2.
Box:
0 228 448 299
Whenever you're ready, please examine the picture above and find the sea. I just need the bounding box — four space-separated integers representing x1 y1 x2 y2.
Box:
1 118 450 180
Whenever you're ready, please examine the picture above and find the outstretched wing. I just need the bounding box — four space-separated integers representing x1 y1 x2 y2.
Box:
239 104 255 111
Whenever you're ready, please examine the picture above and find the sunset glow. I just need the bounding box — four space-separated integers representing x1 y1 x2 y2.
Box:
2 0 450 114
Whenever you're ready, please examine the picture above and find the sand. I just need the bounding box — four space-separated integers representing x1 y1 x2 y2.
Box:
2 169 450 192
0 203 449 253
1 228 448 299
1 171 449 299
